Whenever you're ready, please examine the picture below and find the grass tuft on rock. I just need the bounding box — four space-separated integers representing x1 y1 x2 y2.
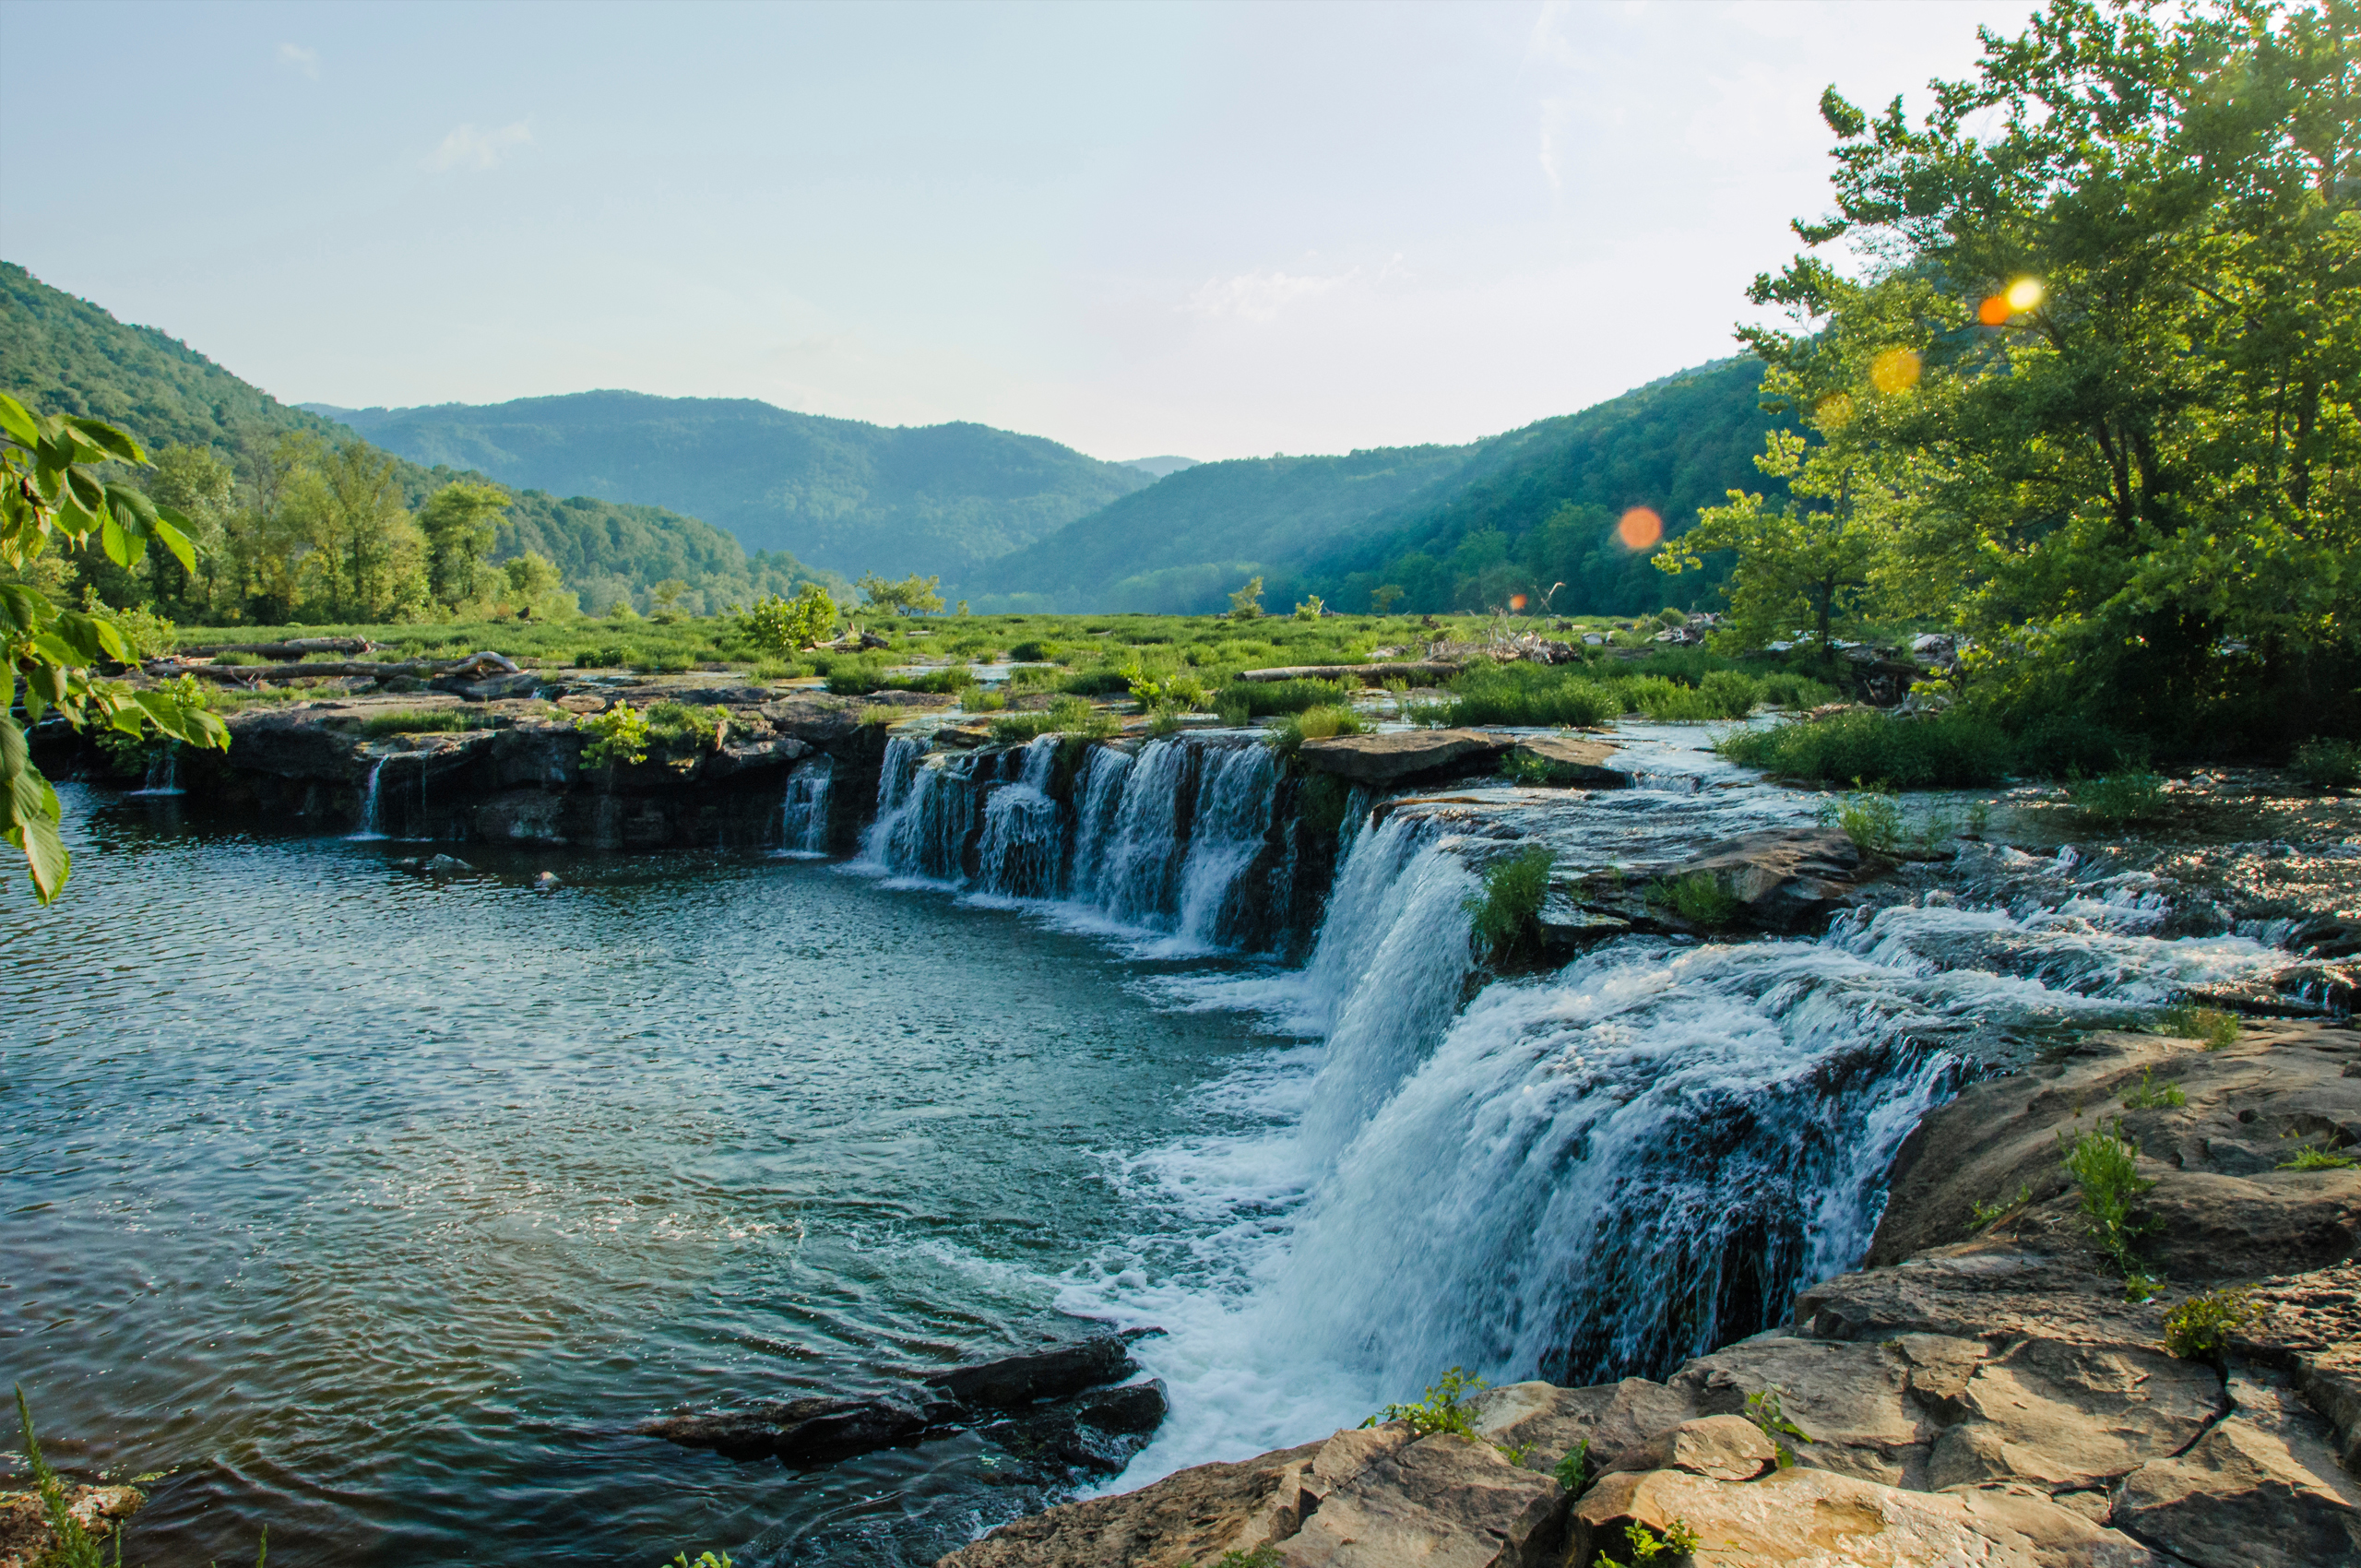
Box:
1465 844 1554 961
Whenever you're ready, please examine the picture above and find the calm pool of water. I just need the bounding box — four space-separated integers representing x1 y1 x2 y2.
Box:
3 787 1273 1565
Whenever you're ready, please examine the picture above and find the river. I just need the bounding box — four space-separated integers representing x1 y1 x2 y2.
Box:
2 728 2309 1564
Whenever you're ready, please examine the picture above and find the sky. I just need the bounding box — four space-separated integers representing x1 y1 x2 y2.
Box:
1 0 2039 464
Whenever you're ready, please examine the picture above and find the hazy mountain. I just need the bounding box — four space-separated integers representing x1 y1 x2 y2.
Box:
1120 456 1200 479
316 392 1154 583
1 261 826 611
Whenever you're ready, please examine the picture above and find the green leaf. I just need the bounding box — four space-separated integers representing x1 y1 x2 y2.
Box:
65 417 143 465
0 394 37 448
100 511 148 569
0 582 53 636
151 508 197 574
53 610 126 664
4 768 70 904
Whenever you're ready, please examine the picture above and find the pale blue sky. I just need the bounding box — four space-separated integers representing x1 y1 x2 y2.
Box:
2 0 2035 461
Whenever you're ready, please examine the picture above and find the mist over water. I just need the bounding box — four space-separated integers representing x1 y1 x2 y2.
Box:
6 730 2299 1565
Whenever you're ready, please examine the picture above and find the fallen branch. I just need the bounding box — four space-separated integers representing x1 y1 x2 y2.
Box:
178 636 380 659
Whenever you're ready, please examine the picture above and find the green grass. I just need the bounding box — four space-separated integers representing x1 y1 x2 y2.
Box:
1717 708 2011 788
2156 1005 2241 1049
1435 665 1619 729
358 709 485 737
2291 736 2359 789
1465 843 1553 960
1213 678 1352 718
2069 769 2170 828
1270 704 1367 756
1646 870 1739 927
2121 1067 2188 1110
1818 782 1903 856
990 695 1116 743
2059 1119 2157 1291
2278 1143 2357 1170
2163 1289 2253 1360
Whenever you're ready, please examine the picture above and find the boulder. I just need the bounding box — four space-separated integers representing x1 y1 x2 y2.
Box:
1571 1465 2169 1567
937 1439 1326 1568
1507 736 1632 788
921 1333 1139 1410
1275 1428 1562 1567
702 735 812 781
1597 1415 1777 1482
977 1382 1169 1478
638 1394 935 1464
433 670 545 702
1298 730 1513 786
2113 1366 2361 1568
1665 827 1871 932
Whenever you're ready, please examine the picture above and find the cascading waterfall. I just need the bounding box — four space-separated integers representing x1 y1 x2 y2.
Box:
777 757 835 859
349 758 388 841
130 746 183 797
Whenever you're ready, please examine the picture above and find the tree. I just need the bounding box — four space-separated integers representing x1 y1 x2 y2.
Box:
856 572 944 614
500 551 567 615
1733 0 2361 747
143 444 235 617
419 481 509 608
1228 576 1264 621
1 394 228 903
1370 584 1406 614
737 582 838 653
314 442 427 622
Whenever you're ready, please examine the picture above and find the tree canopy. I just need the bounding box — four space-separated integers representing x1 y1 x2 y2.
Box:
1687 0 2360 752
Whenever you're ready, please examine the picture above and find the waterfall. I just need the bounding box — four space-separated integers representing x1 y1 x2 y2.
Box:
130 746 183 797
777 757 834 859
856 732 1300 954
349 758 388 841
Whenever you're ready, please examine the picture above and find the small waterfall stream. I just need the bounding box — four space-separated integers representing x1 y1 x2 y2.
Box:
777 757 835 859
830 721 2309 1491
349 758 389 840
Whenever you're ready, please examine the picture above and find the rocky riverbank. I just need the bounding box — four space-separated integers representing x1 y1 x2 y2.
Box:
936 1020 2361 1567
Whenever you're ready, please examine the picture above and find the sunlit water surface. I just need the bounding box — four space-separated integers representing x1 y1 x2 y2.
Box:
3 787 1274 1566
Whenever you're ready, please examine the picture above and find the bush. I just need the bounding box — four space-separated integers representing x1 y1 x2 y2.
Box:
824 658 887 695
1271 704 1365 755
2163 1289 2253 1360
1698 669 1760 718
1008 638 1059 662
1756 671 1841 709
991 695 1114 743
1364 1368 1487 1439
2156 1004 2240 1049
736 582 837 653
2279 1142 2357 1170
575 700 652 766
890 662 978 694
1465 843 1553 960
1647 871 1738 927
1215 678 1350 717
575 647 625 668
2293 737 2360 789
2069 769 2170 828
1818 782 1903 856
646 701 726 759
2060 1120 2157 1291
1717 708 2010 788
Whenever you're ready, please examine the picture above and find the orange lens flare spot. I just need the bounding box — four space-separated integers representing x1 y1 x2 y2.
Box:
1508 593 1527 612
1869 347 1922 394
1978 294 2012 326
1617 507 1664 551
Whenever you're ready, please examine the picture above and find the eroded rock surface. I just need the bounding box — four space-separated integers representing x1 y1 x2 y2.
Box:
0 1484 143 1568
1296 729 1513 785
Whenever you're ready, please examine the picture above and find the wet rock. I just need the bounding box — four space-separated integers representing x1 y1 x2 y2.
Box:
478 791 567 843
922 1332 1138 1410
1666 826 1872 932
1296 729 1513 786
554 693 608 714
639 1395 935 1464
0 1482 144 1568
1507 735 1632 788
978 1382 1169 1477
532 871 561 891
433 670 545 702
421 854 475 875
702 735 811 781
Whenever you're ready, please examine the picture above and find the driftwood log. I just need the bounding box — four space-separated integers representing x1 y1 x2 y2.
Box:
180 636 380 659
148 650 521 684
1234 660 1461 684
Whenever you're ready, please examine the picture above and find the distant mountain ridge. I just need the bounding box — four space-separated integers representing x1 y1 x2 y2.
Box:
316 391 1155 584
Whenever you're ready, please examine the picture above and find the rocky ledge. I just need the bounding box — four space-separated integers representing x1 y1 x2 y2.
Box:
938 1021 2361 1567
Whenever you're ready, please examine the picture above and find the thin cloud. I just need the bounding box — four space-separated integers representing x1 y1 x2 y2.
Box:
1189 268 1358 324
432 122 534 172
277 42 319 79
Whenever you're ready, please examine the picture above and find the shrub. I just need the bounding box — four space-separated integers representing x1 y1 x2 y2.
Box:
1501 751 1578 786
824 658 887 695
1717 708 2010 787
891 662 978 694
1646 870 1739 928
1057 668 1136 696
1756 671 1840 709
1364 1368 1487 1439
1465 844 1553 960
736 581 836 653
1970 1182 2033 1229
1228 576 1264 621
1215 678 1350 717
1595 1519 1703 1564
576 701 652 766
1698 669 1760 718
961 685 1009 712
2069 769 2170 828
646 701 726 758
1294 595 1325 620
1008 638 1059 662
1819 781 1902 857
2156 1005 2240 1049
2060 1120 2156 1288
2121 1067 2187 1110
1212 1548 1281 1568
1618 674 1721 722
2292 737 2360 789
574 647 625 667
1553 1438 1592 1493
2163 1289 2253 1360
991 695 1114 743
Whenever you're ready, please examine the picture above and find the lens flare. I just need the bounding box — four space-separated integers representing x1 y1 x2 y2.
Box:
2006 276 2044 311
1869 347 1921 394
1617 507 1663 551
1508 593 1527 612
1815 393 1856 428
1978 294 2012 327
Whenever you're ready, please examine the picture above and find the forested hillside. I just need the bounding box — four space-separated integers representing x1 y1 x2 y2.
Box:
1286 358 1777 616
968 443 1484 613
974 360 1777 616
0 263 829 620
321 391 1153 582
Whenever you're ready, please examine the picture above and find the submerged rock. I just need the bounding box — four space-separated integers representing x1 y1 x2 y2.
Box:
0 1483 144 1568
1667 826 1873 931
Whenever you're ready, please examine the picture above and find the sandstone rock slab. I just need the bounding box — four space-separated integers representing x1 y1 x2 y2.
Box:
937 1440 1326 1567
1297 730 1513 785
1598 1415 1777 1482
1277 1431 1561 1568
1667 827 1870 932
1506 736 1631 788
